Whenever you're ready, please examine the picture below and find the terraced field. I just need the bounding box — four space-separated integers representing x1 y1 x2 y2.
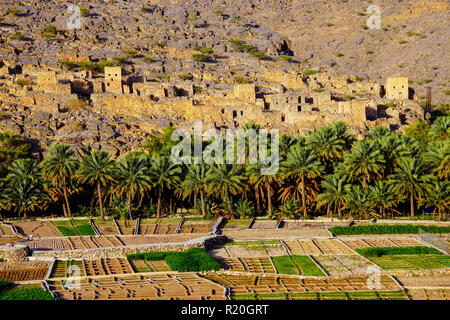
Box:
0 225 14 236
233 290 409 300
51 220 95 236
11 221 62 238
369 254 450 270
50 260 85 278
129 260 171 273
218 257 276 273
47 273 226 300
115 220 136 235
313 255 374 276
406 288 450 300
271 255 325 276
93 219 118 235
202 272 401 295
283 239 354 255
342 237 425 249
0 261 51 281
83 258 133 276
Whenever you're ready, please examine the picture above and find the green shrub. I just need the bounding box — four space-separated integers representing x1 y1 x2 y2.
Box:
335 52 344 57
179 74 193 81
42 25 57 35
16 79 33 87
80 8 90 17
59 60 79 71
141 7 152 13
141 56 155 63
233 77 249 84
193 46 213 54
279 55 293 62
191 54 212 62
6 8 21 16
124 50 138 57
250 51 267 59
303 70 318 76
193 86 203 94
329 225 450 236
355 246 442 258
10 33 25 41
312 88 325 93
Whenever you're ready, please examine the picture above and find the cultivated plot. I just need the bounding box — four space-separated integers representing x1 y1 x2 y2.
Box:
47 273 226 300
202 272 401 296
369 254 450 270
50 260 85 278
283 239 354 255
51 220 95 236
0 261 51 281
342 237 425 249
313 255 374 276
10 220 62 238
129 259 171 273
271 255 325 276
93 219 119 235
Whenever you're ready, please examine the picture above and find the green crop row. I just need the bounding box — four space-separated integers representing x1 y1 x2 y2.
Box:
127 248 221 272
356 246 442 257
329 225 450 236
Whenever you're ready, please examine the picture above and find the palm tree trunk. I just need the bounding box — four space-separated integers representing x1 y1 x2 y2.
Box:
137 195 144 209
63 186 72 218
200 190 206 218
156 195 161 220
127 191 132 220
410 190 414 217
267 183 272 218
193 191 197 210
255 190 261 214
226 193 233 219
301 175 307 219
97 182 104 221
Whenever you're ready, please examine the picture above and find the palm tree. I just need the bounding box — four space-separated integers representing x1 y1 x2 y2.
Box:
343 140 385 189
279 199 301 219
306 125 347 168
234 199 255 219
316 174 347 220
344 184 374 220
206 164 246 217
424 141 449 181
77 150 117 220
181 163 210 217
0 181 7 220
429 116 450 142
6 158 40 185
389 157 435 217
147 154 181 219
418 182 449 221
247 164 279 218
379 134 410 176
368 180 400 218
41 144 79 217
366 126 391 140
282 146 324 218
115 154 151 220
5 178 43 218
